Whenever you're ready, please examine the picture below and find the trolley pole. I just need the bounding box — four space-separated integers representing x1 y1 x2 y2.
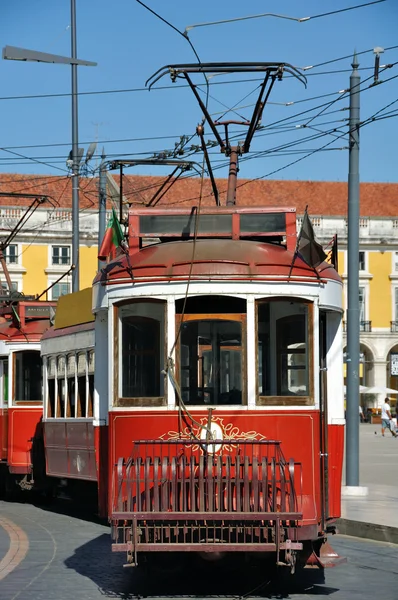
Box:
346 52 360 488
98 149 107 269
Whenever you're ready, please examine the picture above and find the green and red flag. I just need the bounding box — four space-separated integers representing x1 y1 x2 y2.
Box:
98 208 124 261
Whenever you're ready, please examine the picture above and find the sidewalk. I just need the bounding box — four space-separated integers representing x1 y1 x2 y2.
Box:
337 423 398 543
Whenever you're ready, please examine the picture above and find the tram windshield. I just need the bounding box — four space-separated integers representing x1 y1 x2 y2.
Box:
176 296 246 406
180 319 243 405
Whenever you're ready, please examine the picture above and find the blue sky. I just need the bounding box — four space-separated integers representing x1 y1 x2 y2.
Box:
0 0 397 183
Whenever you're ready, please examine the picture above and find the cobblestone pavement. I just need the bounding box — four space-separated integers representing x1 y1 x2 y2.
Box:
0 500 398 600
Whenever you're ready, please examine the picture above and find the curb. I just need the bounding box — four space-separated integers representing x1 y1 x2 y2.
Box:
336 518 398 545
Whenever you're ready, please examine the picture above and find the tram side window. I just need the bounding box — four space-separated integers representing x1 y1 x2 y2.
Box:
117 301 166 406
257 300 312 404
14 350 42 402
0 359 8 406
47 357 56 417
77 352 87 418
66 354 76 417
57 355 66 417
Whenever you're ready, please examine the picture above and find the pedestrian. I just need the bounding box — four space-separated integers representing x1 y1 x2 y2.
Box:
359 405 364 423
381 397 397 437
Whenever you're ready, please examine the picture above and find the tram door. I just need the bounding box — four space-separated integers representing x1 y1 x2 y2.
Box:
319 311 328 528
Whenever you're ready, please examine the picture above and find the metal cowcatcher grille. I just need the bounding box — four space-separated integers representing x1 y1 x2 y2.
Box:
111 439 303 565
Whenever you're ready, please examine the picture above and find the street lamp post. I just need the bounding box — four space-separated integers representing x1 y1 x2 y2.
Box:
2 2 96 292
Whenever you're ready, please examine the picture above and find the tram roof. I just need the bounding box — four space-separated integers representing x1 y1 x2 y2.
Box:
0 316 52 342
95 238 340 285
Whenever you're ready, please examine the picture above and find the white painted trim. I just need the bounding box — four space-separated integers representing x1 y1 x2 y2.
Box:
246 297 255 409
107 404 322 412
313 301 320 410
166 297 176 409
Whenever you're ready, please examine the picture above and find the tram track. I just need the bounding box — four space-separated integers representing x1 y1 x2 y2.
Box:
0 502 57 600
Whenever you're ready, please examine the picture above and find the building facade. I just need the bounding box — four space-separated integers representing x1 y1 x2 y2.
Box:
1 174 398 408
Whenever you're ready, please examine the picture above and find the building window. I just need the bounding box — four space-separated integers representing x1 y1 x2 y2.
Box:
359 251 366 271
1 282 18 293
395 288 398 321
5 244 17 264
359 287 366 321
394 252 398 272
51 282 70 300
52 246 70 265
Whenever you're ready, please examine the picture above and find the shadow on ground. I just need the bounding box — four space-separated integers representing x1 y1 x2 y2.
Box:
65 535 340 599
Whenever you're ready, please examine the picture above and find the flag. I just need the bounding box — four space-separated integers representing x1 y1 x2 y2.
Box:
98 208 124 261
297 209 327 268
325 234 339 271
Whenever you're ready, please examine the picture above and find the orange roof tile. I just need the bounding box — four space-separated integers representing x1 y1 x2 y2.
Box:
0 173 397 217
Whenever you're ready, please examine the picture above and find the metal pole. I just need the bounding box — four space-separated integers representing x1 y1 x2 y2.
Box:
98 149 107 269
119 163 123 222
71 0 80 292
346 52 360 487
226 147 239 206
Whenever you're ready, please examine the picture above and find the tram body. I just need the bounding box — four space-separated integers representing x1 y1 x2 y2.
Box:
0 300 55 492
41 205 344 570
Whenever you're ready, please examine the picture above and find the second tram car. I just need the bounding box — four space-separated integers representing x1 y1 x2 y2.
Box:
40 203 345 571
0 298 56 494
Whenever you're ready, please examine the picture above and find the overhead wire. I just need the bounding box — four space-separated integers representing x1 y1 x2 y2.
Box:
1 48 397 197
0 45 396 103
183 1 387 34
0 61 395 162
0 147 69 174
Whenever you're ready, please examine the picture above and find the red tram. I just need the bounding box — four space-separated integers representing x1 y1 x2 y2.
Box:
0 298 56 494
40 203 345 572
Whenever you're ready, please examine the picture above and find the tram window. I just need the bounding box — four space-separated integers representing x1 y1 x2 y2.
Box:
67 354 76 418
46 357 56 417
77 377 87 417
87 374 94 417
67 378 76 417
47 379 55 417
257 300 312 405
57 378 66 417
77 352 87 418
178 316 245 406
0 359 8 406
56 355 66 417
14 351 42 402
117 301 166 405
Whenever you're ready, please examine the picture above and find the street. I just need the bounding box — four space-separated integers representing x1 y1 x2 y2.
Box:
0 424 397 600
345 422 398 486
